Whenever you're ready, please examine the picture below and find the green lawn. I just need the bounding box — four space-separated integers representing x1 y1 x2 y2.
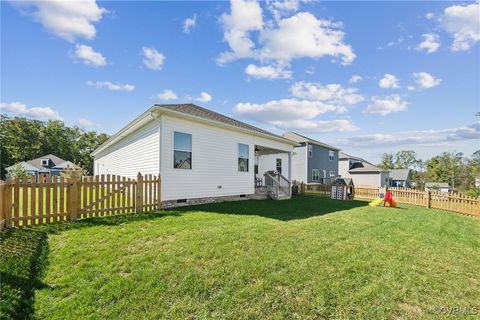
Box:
1 195 479 319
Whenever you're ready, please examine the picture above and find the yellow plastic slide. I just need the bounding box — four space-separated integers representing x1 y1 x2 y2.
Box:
369 198 384 207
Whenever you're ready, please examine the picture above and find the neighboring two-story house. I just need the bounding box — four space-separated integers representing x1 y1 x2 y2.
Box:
339 152 389 187
283 132 340 184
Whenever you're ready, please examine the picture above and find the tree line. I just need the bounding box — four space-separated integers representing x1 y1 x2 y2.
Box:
0 115 109 178
378 150 480 197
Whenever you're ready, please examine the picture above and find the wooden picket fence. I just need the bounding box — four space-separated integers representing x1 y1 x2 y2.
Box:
300 183 332 196
0 173 161 230
354 186 480 217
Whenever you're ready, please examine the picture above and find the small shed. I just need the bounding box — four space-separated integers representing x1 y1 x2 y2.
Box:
331 178 355 200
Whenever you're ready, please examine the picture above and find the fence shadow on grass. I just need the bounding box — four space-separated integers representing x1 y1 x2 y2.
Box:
0 228 50 320
171 194 369 221
0 210 182 319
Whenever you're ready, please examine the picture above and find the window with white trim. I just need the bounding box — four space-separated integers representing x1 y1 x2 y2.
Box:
312 169 319 181
276 158 282 174
329 150 335 161
308 144 313 158
238 143 249 172
174 132 192 169
329 170 335 178
41 159 49 166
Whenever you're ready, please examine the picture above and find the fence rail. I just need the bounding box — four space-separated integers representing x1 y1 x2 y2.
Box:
0 173 161 230
354 186 479 217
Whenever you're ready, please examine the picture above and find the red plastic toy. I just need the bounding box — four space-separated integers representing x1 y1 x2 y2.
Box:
383 191 397 208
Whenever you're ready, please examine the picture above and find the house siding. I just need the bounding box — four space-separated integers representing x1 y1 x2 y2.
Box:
257 153 289 181
306 144 338 183
291 145 307 182
94 120 160 178
160 115 256 201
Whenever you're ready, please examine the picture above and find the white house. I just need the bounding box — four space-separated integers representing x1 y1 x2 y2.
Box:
339 152 389 187
425 182 450 193
92 104 297 206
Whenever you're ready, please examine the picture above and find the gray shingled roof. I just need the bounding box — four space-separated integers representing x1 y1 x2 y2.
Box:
425 182 450 188
389 169 411 181
282 131 340 150
349 161 384 172
27 154 66 169
156 104 289 141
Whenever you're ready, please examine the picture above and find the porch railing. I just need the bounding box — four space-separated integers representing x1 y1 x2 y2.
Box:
264 171 291 200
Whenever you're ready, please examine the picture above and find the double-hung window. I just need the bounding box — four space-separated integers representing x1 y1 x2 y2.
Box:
276 158 282 174
238 143 249 172
329 170 335 178
174 132 192 169
312 169 320 182
308 144 313 158
329 150 335 161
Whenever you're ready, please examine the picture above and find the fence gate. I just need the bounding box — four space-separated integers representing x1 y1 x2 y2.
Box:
0 173 161 230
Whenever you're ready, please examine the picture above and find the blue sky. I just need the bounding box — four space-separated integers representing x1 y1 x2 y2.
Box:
1 0 479 163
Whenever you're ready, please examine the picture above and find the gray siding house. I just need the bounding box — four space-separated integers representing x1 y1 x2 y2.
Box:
283 132 340 184
388 169 412 188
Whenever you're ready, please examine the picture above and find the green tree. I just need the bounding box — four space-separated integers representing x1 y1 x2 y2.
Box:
395 150 421 169
379 153 395 169
0 115 109 178
9 163 29 179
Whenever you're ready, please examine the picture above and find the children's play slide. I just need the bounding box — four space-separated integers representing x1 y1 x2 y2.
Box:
369 198 384 207
369 191 397 208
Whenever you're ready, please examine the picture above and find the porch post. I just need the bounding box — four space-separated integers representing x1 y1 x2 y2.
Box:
288 151 292 181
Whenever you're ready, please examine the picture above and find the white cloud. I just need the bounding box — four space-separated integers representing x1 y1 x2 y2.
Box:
378 73 400 89
1 101 62 121
349 74 362 83
86 81 134 91
259 12 355 65
245 64 292 79
218 1 355 66
439 1 480 51
413 72 441 89
343 123 480 147
73 44 107 67
364 94 409 116
183 14 197 33
266 0 301 20
77 118 95 127
415 33 441 53
425 12 435 20
273 119 358 133
218 0 263 64
12 0 106 42
142 47 165 70
290 81 364 107
157 89 178 100
196 92 212 103
234 99 357 132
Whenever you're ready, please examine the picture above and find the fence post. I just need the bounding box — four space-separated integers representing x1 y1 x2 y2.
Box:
5 180 12 228
136 172 143 213
69 178 79 220
157 175 162 210
0 182 5 230
300 182 305 194
426 191 431 208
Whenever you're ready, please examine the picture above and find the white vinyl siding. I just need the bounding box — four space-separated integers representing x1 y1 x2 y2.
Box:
161 115 255 201
257 153 289 181
290 146 307 183
94 120 160 178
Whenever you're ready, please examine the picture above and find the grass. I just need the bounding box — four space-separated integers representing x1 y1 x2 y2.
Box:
1 195 479 319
